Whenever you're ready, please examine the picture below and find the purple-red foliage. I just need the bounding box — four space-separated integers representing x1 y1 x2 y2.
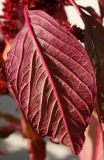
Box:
0 0 72 39
1 0 104 159
0 0 68 39
62 21 84 42
5 9 96 154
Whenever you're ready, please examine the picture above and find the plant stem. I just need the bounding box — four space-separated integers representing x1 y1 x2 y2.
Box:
93 124 101 160
27 139 46 160
68 0 86 23
68 0 82 16
93 123 104 160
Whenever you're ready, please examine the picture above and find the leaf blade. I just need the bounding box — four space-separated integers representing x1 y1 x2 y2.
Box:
5 10 96 154
0 125 16 138
83 11 104 123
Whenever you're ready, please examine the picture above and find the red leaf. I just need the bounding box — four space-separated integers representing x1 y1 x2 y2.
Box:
0 112 20 124
0 124 16 138
5 9 96 154
0 80 8 95
79 6 101 22
83 11 104 123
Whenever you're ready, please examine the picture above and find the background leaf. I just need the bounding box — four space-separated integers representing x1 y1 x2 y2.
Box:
5 10 96 154
0 112 20 124
0 124 16 138
98 0 104 20
83 11 104 122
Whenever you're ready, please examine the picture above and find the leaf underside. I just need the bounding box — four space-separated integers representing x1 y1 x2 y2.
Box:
5 10 96 154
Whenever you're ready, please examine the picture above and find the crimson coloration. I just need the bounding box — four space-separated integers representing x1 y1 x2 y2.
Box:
5 10 96 154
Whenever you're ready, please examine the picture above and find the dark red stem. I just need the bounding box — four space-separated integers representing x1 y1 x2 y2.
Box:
93 124 101 160
27 139 46 160
93 123 104 160
68 0 82 16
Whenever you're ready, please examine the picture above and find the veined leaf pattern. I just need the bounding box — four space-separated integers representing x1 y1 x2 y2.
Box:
5 9 96 154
